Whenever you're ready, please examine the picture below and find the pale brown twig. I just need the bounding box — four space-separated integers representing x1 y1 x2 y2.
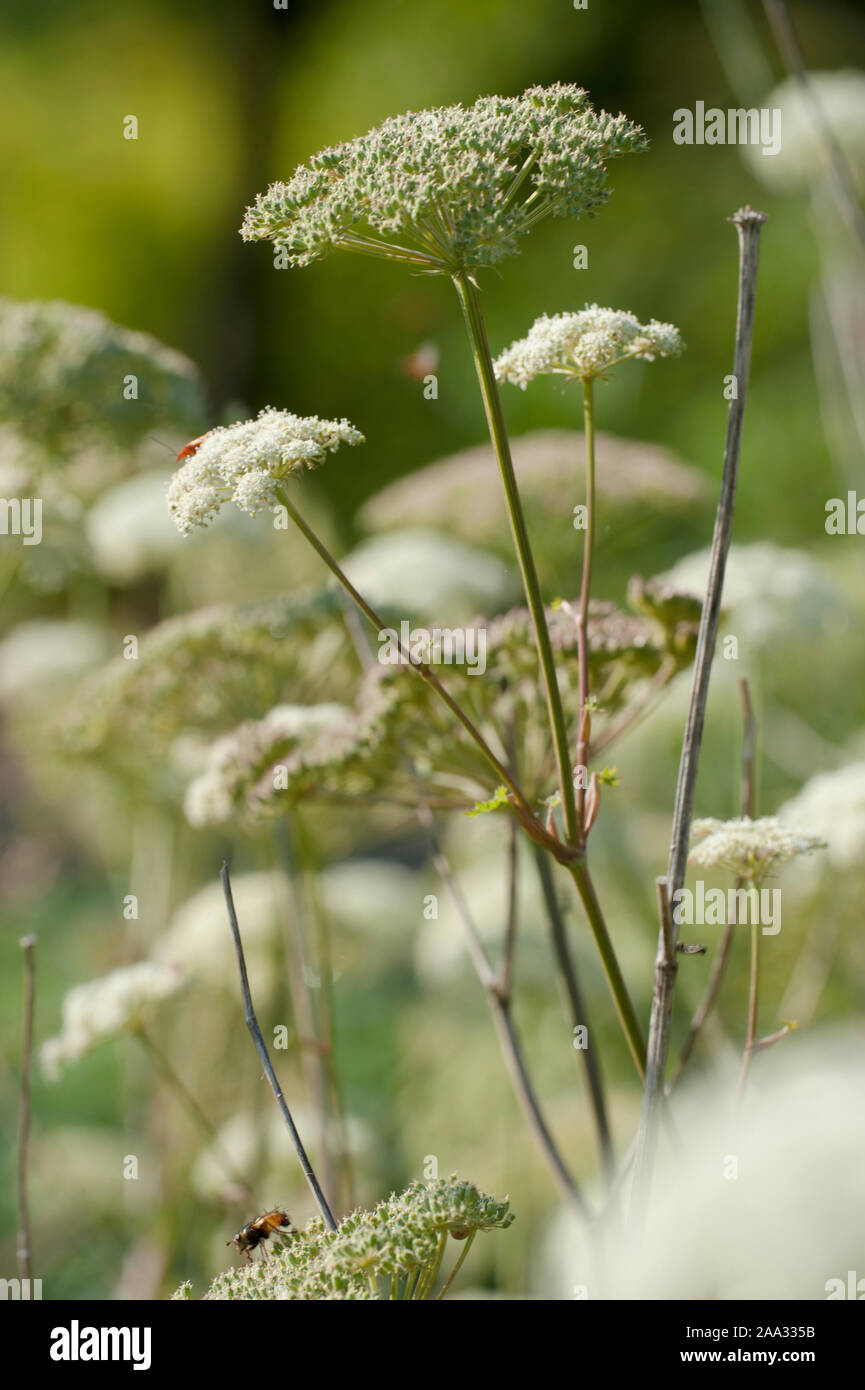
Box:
17 935 36 1283
221 862 337 1230
632 209 767 1208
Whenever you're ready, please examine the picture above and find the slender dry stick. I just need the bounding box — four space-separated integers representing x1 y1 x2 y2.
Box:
762 0 865 252
17 935 36 1283
136 1026 256 1201
668 676 758 1090
274 484 537 827
295 821 354 1212
271 820 333 1194
533 847 614 1180
632 208 767 1208
736 899 760 1105
221 861 337 1230
419 806 588 1218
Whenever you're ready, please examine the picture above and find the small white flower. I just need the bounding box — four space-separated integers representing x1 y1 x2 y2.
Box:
688 815 825 882
167 408 364 534
41 961 185 1079
494 305 683 387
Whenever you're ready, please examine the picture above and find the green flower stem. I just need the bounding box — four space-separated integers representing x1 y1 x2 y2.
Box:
567 860 646 1080
450 278 644 1077
436 1228 476 1300
274 484 534 818
452 271 579 847
534 848 614 1179
574 378 596 833
421 1230 449 1299
737 882 760 1106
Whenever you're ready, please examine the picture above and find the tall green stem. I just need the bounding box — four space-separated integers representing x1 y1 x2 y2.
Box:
451 275 644 1076
575 380 596 831
567 860 646 1079
451 271 578 846
737 890 760 1105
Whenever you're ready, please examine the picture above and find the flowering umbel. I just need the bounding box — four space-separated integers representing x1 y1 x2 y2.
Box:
174 1176 514 1301
494 305 684 387
240 85 647 273
688 816 826 883
167 408 364 534
41 961 186 1080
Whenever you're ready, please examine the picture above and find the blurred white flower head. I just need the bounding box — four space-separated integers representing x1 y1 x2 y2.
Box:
339 527 513 619
153 871 289 1005
780 761 865 872
689 815 825 882
494 305 683 387
743 70 865 191
0 619 108 703
86 470 183 584
663 541 849 642
537 1031 865 1299
167 408 364 534
192 1105 375 1204
184 704 350 828
41 961 185 1080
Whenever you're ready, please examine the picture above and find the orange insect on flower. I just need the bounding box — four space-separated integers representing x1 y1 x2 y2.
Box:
227 1208 296 1263
176 431 214 461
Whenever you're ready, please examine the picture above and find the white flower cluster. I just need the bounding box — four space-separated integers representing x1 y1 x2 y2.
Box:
494 305 683 387
241 85 647 273
0 296 205 452
167 408 364 534
688 816 825 882
184 703 350 826
41 961 185 1080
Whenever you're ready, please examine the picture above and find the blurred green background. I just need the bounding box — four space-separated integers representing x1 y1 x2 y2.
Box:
2 0 865 1299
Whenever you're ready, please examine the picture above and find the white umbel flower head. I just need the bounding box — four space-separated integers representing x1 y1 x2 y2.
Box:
167 408 364 534
688 815 825 882
241 86 647 273
494 305 683 387
41 961 185 1080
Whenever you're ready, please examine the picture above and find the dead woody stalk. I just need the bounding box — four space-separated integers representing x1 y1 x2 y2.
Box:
631 207 768 1213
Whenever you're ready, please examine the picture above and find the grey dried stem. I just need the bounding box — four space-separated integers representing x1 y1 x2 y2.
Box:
17 935 36 1283
632 208 767 1211
221 862 338 1231
762 0 865 252
668 677 757 1091
418 804 588 1220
